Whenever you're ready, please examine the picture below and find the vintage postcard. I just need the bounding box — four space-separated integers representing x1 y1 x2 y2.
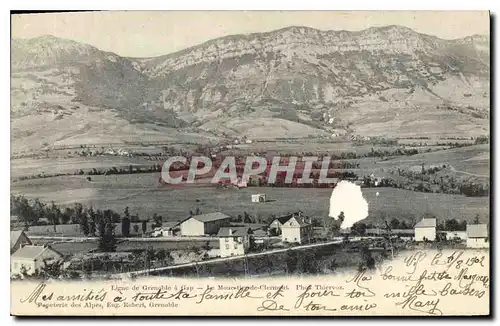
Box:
10 11 490 316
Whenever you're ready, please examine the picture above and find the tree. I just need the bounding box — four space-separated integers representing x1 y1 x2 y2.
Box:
338 211 345 224
73 203 84 224
351 222 367 236
141 220 147 235
155 249 173 266
46 201 61 232
358 246 375 271
328 258 338 273
87 207 97 236
296 251 319 274
324 217 340 239
98 217 117 252
144 246 156 270
389 218 400 230
40 259 65 280
243 212 252 223
79 213 90 236
152 213 162 228
122 217 131 237
445 219 460 231
202 241 212 259
133 224 140 234
284 250 299 275
124 206 130 219
61 207 72 224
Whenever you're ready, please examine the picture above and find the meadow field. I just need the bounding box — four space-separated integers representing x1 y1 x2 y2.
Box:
373 144 490 177
10 156 155 179
11 172 489 225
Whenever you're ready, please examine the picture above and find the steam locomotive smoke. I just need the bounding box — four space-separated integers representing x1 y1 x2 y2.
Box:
329 180 369 228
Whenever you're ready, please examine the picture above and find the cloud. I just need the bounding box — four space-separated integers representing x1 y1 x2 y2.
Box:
329 180 368 228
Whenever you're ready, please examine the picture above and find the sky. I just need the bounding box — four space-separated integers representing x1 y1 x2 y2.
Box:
11 11 490 58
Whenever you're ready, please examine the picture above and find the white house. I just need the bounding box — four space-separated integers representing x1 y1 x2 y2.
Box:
179 212 231 236
11 245 64 276
443 231 467 241
281 215 313 244
10 230 32 254
217 227 253 257
466 224 489 249
151 222 179 237
414 217 436 242
251 194 267 203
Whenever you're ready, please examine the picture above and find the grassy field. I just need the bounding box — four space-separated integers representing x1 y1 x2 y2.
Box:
12 172 489 224
374 144 490 177
10 156 155 179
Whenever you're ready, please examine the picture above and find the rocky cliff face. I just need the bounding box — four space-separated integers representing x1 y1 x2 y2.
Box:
132 26 489 116
10 25 490 147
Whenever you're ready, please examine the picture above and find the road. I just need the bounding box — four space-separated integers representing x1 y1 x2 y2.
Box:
115 239 346 278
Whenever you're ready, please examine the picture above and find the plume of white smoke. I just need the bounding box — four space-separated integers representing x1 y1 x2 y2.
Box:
329 180 369 229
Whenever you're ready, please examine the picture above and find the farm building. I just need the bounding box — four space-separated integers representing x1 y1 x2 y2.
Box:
11 230 32 254
217 227 253 257
441 231 467 241
251 194 267 203
179 212 231 236
281 215 313 244
151 222 179 237
414 217 436 242
11 245 64 277
466 224 489 249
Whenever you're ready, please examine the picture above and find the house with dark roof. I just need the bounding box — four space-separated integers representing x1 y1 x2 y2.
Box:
10 230 32 254
217 227 253 257
268 214 294 235
11 245 64 276
414 217 437 242
179 212 231 236
466 224 489 248
281 215 313 244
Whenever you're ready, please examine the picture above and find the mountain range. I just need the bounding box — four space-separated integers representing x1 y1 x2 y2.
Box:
11 25 490 152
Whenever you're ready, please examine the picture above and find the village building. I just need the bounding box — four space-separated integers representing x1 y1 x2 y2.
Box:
268 214 295 235
10 230 32 254
151 222 179 237
11 245 64 276
441 230 468 241
251 228 269 245
414 217 437 242
281 215 313 244
466 224 489 249
251 194 267 203
179 212 231 236
217 227 253 257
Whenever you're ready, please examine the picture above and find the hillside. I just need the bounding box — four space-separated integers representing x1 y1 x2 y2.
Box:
11 26 490 153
